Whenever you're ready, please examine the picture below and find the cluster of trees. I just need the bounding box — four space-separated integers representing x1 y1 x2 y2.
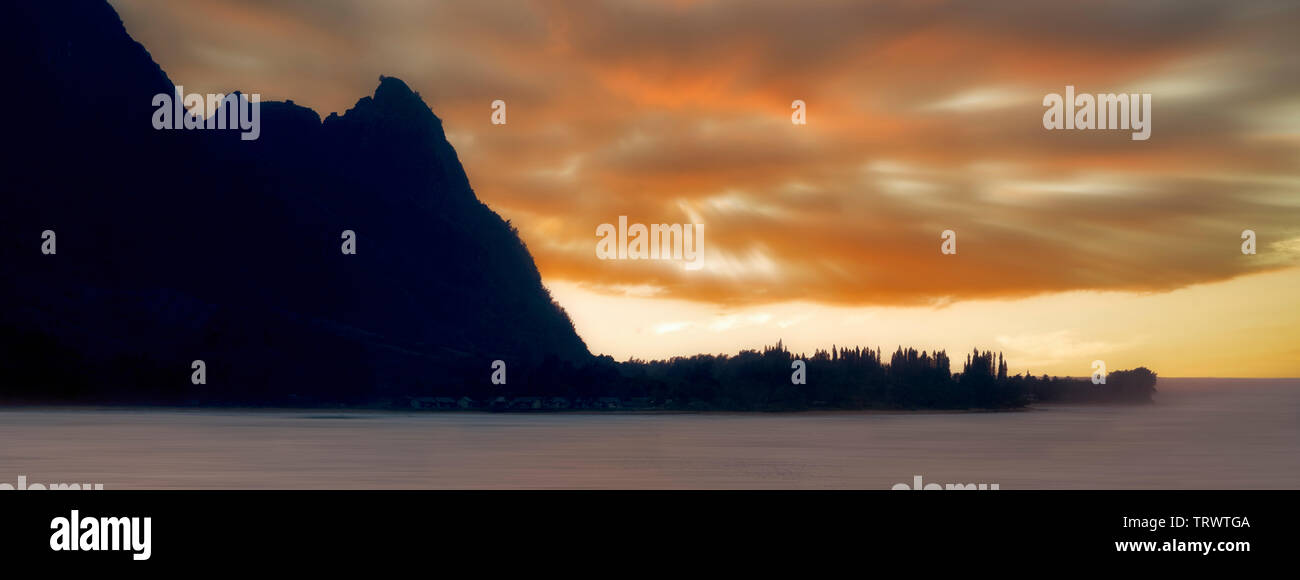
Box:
1027 367 1158 404
449 342 1157 411
616 343 1025 410
439 342 1021 411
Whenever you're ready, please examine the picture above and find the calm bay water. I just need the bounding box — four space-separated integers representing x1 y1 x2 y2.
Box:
2 379 1296 489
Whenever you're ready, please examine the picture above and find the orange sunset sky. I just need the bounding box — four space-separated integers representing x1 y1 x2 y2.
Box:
109 0 1300 377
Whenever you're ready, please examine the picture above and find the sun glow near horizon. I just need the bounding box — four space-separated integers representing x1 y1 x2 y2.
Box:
547 266 1300 378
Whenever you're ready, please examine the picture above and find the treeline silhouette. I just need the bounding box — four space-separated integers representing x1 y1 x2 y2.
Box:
0 334 1158 409
1026 367 1158 404
623 343 1021 410
414 342 1157 411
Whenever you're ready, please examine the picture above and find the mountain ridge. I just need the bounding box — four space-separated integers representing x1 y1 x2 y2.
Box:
0 0 590 404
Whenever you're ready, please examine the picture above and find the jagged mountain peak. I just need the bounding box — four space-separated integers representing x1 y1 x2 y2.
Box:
0 0 591 404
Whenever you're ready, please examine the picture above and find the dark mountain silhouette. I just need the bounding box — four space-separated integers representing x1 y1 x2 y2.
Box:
0 0 589 404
